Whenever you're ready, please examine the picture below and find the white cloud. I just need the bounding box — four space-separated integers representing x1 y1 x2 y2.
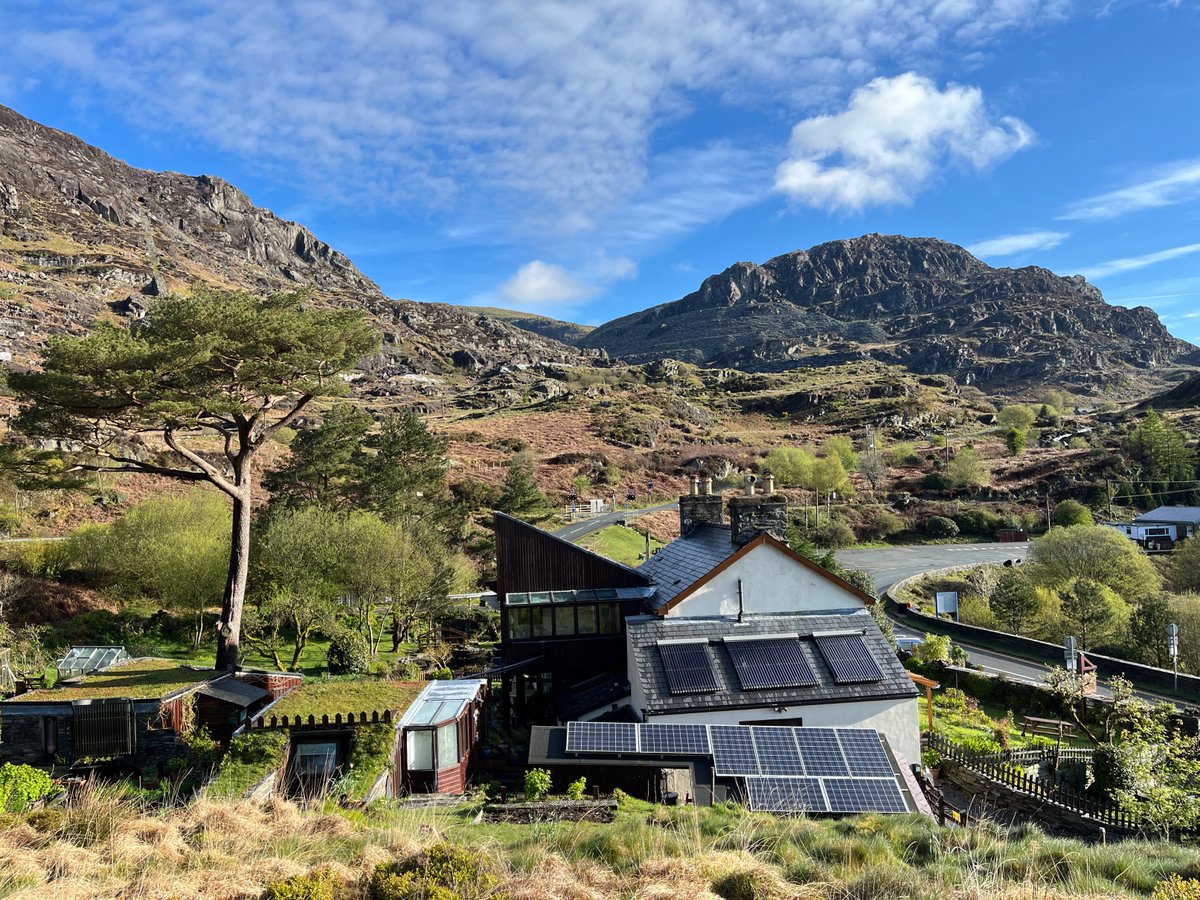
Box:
775 73 1034 212
967 230 1069 257
3 1 1072 236
592 251 638 282
1076 242 1200 280
500 261 595 309
1061 159 1200 221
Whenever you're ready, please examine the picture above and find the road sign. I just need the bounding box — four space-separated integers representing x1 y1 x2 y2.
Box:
934 591 959 622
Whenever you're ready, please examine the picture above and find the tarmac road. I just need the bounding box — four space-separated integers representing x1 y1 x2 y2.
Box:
553 501 679 543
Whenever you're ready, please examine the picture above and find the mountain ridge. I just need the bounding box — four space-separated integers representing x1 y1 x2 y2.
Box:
579 234 1198 396
0 104 597 386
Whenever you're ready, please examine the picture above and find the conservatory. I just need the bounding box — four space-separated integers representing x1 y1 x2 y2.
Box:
397 678 487 794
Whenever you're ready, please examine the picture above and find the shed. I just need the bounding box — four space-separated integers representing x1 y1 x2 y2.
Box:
398 678 488 794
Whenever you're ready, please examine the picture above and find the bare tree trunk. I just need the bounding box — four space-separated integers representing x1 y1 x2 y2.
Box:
216 481 253 671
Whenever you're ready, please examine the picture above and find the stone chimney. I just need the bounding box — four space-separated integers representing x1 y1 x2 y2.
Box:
678 474 724 535
728 475 789 546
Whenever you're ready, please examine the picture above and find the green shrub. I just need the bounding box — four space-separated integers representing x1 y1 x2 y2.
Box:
565 776 587 800
1053 499 1094 527
24 807 64 833
911 634 951 664
327 628 370 675
427 666 453 681
391 660 421 680
264 867 341 900
368 844 500 900
524 767 551 800
857 507 905 542
925 516 960 538
0 763 56 812
1155 874 1200 900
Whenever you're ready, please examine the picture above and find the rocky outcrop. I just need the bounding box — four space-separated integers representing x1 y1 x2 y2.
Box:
0 104 597 379
580 234 1197 395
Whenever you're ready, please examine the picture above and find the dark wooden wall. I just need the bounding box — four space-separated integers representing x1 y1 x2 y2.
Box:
494 513 650 596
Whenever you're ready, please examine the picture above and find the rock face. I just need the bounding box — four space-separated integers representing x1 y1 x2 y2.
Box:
1140 373 1200 410
581 234 1198 395
0 104 597 380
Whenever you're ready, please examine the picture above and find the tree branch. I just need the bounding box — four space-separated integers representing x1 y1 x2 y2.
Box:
254 393 315 446
67 462 211 481
163 426 240 498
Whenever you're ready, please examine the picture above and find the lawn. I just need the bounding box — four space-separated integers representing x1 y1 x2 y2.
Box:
265 676 425 721
578 523 664 567
920 690 1094 750
9 658 214 702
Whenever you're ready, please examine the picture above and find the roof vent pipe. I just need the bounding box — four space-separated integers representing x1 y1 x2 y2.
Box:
744 474 757 496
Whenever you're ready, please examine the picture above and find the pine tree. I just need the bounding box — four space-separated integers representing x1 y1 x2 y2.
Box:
989 570 1040 635
264 403 372 509
496 451 554 524
9 289 378 668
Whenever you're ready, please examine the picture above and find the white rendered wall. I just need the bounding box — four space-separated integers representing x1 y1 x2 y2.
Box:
666 543 868 618
644 697 921 766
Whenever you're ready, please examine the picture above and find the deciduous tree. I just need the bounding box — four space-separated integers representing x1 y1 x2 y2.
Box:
8 289 378 669
988 570 1041 636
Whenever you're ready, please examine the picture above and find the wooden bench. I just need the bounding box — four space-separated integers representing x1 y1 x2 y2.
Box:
1021 715 1075 741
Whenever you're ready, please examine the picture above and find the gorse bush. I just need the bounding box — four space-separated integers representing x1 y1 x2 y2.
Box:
368 844 501 900
0 763 55 812
264 867 339 900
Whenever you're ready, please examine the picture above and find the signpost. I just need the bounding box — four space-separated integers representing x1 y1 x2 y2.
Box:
1168 623 1179 693
934 591 959 622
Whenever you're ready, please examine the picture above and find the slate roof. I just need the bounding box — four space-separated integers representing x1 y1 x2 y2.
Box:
1134 506 1200 525
628 612 917 716
196 677 270 707
638 524 739 611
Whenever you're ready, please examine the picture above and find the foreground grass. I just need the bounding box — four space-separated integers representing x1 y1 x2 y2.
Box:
1 788 1198 899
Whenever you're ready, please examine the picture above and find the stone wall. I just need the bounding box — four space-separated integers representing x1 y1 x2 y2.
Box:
678 494 724 534
943 761 1133 839
0 702 185 772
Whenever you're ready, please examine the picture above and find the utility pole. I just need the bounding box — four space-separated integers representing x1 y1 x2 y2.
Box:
1168 623 1179 693
1045 492 1052 531
1106 478 1114 520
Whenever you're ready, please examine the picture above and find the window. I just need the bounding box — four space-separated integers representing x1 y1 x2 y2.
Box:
510 608 531 640
437 722 459 767
554 607 575 637
598 604 620 634
576 606 597 634
407 729 434 770
294 741 339 779
530 607 553 638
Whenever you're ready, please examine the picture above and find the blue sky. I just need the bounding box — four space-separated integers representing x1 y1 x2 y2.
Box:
2 1 1199 343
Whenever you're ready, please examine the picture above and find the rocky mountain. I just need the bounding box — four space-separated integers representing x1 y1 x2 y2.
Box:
580 234 1198 396
0 105 598 397
460 306 593 345
1140 373 1200 410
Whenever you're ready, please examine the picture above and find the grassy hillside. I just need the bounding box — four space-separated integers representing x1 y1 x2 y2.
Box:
459 305 594 344
3 788 1197 898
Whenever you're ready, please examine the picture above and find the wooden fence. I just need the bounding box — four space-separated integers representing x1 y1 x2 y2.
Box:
927 733 1138 832
248 709 394 731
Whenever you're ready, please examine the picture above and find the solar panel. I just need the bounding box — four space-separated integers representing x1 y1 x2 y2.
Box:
725 637 817 690
836 729 895 778
710 725 760 776
639 723 711 755
658 641 719 695
814 634 884 684
565 721 637 754
822 777 908 813
750 727 805 776
744 776 828 813
793 728 850 776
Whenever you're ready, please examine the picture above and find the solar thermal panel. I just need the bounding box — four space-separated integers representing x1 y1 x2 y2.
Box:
725 638 817 690
658 641 719 695
744 776 828 813
750 727 805 776
710 725 760 776
639 723 711 755
814 634 884 683
836 729 895 778
822 777 909 813
793 727 850 776
565 721 637 754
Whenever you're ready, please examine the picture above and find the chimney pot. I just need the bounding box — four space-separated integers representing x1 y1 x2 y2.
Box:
744 474 757 496
702 477 713 496
765 473 776 494
690 475 700 496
